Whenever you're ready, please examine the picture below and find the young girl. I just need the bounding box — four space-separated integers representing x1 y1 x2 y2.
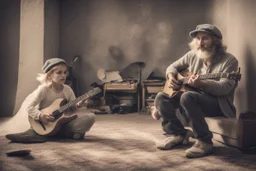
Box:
6 58 95 143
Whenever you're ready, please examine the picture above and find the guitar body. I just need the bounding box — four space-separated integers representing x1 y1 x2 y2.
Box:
163 69 241 98
28 98 77 136
163 72 198 98
28 87 102 136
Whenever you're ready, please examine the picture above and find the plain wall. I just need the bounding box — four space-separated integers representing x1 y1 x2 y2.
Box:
226 0 256 114
13 0 45 114
0 0 20 116
44 0 60 61
212 0 256 114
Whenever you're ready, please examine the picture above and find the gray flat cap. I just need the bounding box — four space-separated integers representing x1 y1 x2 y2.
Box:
189 24 222 39
42 58 67 73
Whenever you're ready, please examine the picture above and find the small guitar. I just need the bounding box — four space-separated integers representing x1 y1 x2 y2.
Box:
163 71 241 98
29 87 101 136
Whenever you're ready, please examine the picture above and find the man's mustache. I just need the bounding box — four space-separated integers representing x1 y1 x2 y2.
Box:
197 46 211 51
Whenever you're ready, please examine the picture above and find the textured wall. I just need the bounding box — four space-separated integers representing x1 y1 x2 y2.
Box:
3 0 255 116
59 0 214 94
0 0 20 116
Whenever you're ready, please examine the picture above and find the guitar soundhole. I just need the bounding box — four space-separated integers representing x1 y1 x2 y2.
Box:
52 110 62 120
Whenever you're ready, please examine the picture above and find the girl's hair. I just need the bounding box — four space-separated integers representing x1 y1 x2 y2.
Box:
36 64 69 86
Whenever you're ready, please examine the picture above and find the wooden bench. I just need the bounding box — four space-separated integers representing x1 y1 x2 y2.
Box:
205 116 256 149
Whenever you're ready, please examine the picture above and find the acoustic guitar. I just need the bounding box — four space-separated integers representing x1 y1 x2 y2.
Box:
29 87 101 136
163 71 241 98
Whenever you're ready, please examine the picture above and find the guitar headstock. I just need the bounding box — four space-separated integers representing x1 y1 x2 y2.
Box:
87 87 102 97
227 73 241 81
228 68 242 81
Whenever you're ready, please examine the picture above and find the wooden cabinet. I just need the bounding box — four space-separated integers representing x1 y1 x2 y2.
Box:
142 81 165 110
103 82 140 112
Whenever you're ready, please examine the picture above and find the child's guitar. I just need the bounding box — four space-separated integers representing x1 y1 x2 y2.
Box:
28 87 101 136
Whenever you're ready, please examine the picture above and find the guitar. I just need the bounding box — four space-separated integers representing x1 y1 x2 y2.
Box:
29 87 101 136
163 71 241 98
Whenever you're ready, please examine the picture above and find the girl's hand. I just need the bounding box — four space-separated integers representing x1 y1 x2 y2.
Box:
39 112 55 124
76 99 88 108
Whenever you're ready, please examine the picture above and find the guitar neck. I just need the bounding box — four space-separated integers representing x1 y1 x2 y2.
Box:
199 73 229 80
183 73 229 83
58 94 88 113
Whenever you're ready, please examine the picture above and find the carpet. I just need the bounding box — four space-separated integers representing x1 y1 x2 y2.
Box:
1 114 256 171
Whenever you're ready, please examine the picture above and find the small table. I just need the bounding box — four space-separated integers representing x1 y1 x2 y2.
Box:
103 82 140 112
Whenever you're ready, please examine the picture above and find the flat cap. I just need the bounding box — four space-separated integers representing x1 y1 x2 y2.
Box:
189 24 222 39
42 58 67 73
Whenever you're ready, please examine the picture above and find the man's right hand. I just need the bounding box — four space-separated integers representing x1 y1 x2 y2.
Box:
167 72 181 90
39 112 55 124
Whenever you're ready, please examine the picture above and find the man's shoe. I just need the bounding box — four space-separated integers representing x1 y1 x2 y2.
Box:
185 140 213 158
5 129 48 143
156 130 193 150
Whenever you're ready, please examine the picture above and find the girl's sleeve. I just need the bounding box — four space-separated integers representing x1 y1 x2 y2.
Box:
66 85 76 102
26 85 47 121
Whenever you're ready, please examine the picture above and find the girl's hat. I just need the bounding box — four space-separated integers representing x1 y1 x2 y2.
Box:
42 58 67 73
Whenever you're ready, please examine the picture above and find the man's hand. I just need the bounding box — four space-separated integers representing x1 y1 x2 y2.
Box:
167 72 181 90
39 112 55 124
188 73 203 88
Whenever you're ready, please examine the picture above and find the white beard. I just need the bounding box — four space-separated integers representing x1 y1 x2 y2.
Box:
196 49 213 60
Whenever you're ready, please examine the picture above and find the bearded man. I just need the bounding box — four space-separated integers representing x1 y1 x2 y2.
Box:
152 24 239 158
